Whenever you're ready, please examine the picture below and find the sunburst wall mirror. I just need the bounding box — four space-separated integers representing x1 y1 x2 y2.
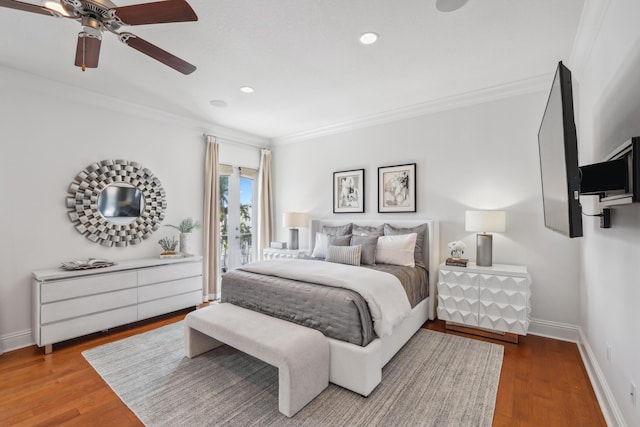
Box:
65 159 167 247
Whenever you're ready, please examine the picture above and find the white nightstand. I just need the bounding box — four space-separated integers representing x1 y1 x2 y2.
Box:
262 248 310 260
437 262 531 343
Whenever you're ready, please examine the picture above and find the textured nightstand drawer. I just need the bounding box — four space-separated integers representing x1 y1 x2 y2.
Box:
438 262 531 335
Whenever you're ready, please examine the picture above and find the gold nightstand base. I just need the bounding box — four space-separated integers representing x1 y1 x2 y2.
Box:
445 322 519 344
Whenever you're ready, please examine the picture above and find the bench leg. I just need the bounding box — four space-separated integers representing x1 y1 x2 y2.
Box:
277 337 329 417
184 323 224 358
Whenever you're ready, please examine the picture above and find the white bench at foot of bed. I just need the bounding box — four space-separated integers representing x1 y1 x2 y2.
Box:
184 303 329 417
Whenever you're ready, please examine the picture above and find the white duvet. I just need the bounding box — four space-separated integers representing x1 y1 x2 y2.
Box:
238 259 411 337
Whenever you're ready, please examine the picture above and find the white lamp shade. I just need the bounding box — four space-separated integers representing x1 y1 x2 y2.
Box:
465 210 506 233
282 212 309 228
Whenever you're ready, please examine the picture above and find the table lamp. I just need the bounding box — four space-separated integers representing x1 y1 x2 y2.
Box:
282 212 309 250
465 210 506 267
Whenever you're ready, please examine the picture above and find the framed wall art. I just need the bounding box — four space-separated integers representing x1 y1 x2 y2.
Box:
378 163 416 213
333 169 365 213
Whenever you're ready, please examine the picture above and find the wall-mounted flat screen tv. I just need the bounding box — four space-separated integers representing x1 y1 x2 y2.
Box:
538 61 583 238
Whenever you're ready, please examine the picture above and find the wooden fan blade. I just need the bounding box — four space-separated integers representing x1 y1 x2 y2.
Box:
122 35 196 75
0 0 57 16
112 0 197 26
74 35 102 69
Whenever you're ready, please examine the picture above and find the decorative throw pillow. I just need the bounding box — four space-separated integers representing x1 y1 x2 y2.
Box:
326 245 361 266
352 224 385 237
351 235 379 265
311 232 329 258
375 233 417 267
328 234 352 246
311 233 352 258
322 223 353 236
384 223 428 268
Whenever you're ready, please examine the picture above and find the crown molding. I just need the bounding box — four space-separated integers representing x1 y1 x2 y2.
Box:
568 0 611 80
271 74 552 146
0 65 270 148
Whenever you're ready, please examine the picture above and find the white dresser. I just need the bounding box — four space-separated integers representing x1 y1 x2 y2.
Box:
437 262 531 342
32 257 203 353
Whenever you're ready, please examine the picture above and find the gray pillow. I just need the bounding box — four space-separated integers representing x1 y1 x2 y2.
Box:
322 223 353 236
352 224 384 237
328 234 352 246
351 235 379 265
384 223 428 268
326 245 361 266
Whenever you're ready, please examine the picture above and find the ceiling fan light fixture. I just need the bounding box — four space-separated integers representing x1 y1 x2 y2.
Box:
359 32 378 45
42 0 71 16
435 0 470 13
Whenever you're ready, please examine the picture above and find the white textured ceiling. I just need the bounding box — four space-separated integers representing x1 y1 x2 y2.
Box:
0 0 585 140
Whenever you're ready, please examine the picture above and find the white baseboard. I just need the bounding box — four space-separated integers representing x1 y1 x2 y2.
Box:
528 317 580 342
577 328 626 427
0 329 34 354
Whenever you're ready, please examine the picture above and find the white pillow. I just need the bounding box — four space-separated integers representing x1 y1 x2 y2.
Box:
375 233 417 267
311 232 329 258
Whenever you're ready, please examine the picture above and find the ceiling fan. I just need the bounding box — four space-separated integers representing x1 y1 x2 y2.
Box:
0 0 198 74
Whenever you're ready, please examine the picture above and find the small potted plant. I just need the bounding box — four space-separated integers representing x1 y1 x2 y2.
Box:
166 218 201 256
158 236 179 258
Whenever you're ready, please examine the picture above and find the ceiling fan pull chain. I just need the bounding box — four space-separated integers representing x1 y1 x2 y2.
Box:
81 34 86 72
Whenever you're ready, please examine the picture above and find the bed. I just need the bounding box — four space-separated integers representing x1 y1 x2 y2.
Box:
220 219 439 396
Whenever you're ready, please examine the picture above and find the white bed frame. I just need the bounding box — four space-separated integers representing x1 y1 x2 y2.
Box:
310 219 439 396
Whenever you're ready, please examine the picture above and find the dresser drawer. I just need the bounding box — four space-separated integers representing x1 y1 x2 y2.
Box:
138 291 202 320
40 306 138 346
40 271 137 303
138 276 202 303
41 288 137 324
137 262 202 285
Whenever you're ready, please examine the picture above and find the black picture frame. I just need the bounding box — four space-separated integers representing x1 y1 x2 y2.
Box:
333 169 365 213
378 163 416 213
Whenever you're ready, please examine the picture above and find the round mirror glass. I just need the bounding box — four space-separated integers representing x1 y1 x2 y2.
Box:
97 183 145 225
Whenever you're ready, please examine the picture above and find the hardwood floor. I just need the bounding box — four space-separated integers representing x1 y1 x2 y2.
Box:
0 313 606 426
425 320 607 427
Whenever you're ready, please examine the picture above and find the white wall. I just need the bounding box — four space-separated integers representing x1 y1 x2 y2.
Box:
575 0 640 425
272 91 582 329
0 66 265 352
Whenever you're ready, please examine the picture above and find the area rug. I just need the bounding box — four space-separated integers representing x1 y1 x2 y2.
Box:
82 322 503 426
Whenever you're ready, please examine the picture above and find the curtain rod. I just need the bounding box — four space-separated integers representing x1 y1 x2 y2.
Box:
202 133 270 150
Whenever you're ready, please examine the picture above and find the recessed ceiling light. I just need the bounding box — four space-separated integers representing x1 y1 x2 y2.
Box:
209 100 228 108
240 86 254 94
359 32 378 45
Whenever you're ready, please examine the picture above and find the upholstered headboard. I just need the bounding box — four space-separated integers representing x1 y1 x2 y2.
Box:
311 219 440 320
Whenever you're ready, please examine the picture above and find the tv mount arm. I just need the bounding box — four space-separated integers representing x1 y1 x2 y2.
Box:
581 207 611 228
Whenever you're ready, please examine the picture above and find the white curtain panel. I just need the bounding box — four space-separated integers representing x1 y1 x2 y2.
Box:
203 136 220 299
257 149 273 260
